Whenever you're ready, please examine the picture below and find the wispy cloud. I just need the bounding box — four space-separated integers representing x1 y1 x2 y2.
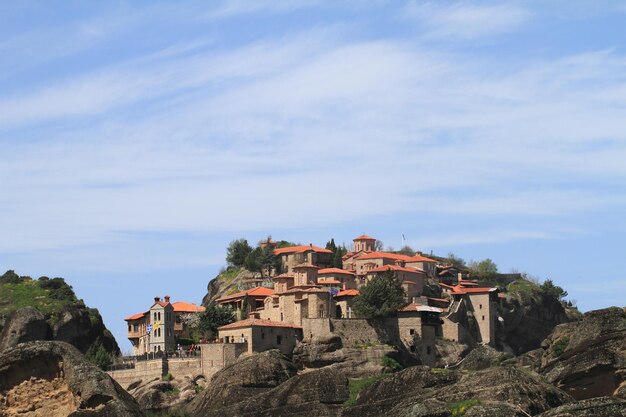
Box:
405 2 531 40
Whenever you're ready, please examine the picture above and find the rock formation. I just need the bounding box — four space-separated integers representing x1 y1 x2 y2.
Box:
0 340 143 417
343 365 572 417
537 396 626 416
0 307 49 351
538 306 626 400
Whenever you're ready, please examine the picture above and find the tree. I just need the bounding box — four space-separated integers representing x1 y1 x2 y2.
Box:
333 245 347 269
353 270 406 318
447 253 466 268
325 238 337 253
85 338 112 370
540 279 568 300
397 245 415 256
375 240 384 251
226 238 253 268
198 305 236 339
468 258 498 277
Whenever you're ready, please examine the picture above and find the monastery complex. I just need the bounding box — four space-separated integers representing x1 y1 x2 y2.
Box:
120 235 500 376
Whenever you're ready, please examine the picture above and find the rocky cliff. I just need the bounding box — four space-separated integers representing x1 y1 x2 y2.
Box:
0 270 119 355
202 267 262 306
0 341 143 416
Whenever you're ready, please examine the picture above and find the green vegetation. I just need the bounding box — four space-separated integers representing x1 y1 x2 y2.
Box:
162 372 174 381
447 253 466 268
497 352 515 364
244 245 280 278
381 356 403 373
226 239 253 268
507 278 540 297
163 387 180 396
540 279 568 300
85 338 112 370
396 245 415 256
0 271 80 317
353 270 406 318
552 337 570 357
325 238 348 269
197 305 235 339
220 267 242 283
468 258 498 279
448 399 481 416
344 375 385 406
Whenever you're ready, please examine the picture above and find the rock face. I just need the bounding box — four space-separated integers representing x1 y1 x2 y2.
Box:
202 268 260 306
0 307 49 351
189 366 348 417
538 306 626 400
343 365 572 417
537 396 626 417
52 307 118 354
496 291 578 355
0 341 144 417
187 349 298 413
293 336 398 377
128 376 205 412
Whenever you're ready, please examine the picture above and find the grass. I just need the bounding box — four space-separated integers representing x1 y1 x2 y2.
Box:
381 356 402 373
162 373 174 381
344 375 385 406
506 279 539 298
448 399 481 416
163 387 180 397
221 267 242 283
0 280 74 316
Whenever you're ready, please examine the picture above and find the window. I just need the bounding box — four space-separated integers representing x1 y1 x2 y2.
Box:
409 329 415 335
426 346 431 355
410 345 416 352
128 325 132 332
277 335 282 345
482 315 485 321
261 332 265 340
479 304 483 309
133 324 138 332
154 312 157 321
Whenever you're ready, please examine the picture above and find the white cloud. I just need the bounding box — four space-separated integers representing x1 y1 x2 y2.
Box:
405 2 531 40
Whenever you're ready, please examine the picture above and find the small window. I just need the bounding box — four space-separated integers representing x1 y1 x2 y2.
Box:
277 335 282 345
261 332 265 340
128 325 132 332
426 346 432 355
410 345 416 352
133 324 139 332
409 329 415 335
482 315 485 321
479 304 483 309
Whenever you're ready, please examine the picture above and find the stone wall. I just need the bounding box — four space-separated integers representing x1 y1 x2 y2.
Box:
107 343 246 388
107 358 166 389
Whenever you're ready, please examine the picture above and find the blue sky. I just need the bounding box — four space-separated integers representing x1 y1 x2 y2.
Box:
2 1 626 351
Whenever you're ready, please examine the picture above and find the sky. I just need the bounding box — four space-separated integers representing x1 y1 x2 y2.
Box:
1 0 626 352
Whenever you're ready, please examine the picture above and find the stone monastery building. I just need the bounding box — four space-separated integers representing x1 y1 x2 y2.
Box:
122 234 500 366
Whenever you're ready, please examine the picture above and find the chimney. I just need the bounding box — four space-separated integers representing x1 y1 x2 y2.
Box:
154 296 160 303
164 295 171 303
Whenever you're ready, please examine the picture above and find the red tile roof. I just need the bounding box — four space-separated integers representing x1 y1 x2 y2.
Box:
171 301 206 313
354 235 376 241
124 312 147 321
335 289 359 297
367 265 424 274
216 286 274 302
355 251 413 261
318 268 355 275
405 254 438 263
459 281 479 286
218 318 302 330
439 283 496 295
274 245 332 255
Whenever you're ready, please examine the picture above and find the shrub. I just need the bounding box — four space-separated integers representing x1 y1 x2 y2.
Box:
552 337 570 357
381 356 403 373
162 372 174 381
353 270 406 318
448 399 481 416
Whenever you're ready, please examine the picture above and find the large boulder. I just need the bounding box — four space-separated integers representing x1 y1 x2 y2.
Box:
539 307 626 400
343 365 572 417
0 307 49 351
187 349 297 413
52 307 118 354
0 340 144 416
190 366 348 417
537 396 626 416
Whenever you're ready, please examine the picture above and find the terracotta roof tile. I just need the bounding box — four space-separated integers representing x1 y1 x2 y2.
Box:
124 312 147 321
216 286 274 302
318 268 355 275
171 301 206 313
406 254 438 263
367 265 424 274
317 279 343 285
355 251 413 261
274 245 332 255
335 289 359 297
353 235 376 241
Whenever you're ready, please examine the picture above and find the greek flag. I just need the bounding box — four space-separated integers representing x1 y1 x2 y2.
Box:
146 324 153 335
